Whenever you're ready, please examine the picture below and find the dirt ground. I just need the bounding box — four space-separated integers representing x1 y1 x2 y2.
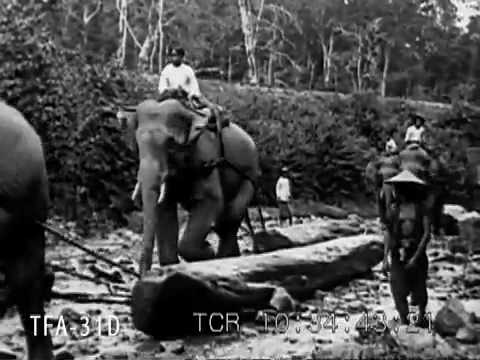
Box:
1 213 480 360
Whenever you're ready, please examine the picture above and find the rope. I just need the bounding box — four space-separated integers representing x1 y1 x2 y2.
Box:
38 221 140 279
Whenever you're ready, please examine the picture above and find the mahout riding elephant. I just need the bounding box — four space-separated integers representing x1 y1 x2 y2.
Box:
365 143 448 236
117 97 260 277
0 102 54 359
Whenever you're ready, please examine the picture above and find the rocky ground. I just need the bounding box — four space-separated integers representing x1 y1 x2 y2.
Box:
1 209 480 360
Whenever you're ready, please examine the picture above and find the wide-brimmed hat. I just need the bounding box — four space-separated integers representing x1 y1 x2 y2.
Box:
409 111 427 123
281 166 289 173
385 169 426 186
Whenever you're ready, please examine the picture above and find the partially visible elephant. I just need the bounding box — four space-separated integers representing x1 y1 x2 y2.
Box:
118 98 259 277
0 102 54 359
365 146 448 235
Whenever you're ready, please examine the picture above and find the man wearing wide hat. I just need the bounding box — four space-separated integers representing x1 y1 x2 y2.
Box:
383 169 431 328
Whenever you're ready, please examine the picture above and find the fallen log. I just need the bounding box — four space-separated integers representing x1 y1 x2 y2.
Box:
131 234 383 339
252 218 364 253
52 290 130 305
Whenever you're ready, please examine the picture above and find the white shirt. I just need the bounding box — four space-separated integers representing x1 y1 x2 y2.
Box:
386 138 398 152
276 176 291 202
158 63 201 97
405 125 425 143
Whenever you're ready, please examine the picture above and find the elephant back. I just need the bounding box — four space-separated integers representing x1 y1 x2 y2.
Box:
399 144 431 182
0 102 49 220
219 122 259 185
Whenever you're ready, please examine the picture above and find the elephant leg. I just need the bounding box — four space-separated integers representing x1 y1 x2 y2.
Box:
155 200 179 266
6 226 54 360
216 220 241 258
216 179 254 258
178 172 223 262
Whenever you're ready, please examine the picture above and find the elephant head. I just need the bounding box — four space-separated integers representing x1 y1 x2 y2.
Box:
119 99 206 205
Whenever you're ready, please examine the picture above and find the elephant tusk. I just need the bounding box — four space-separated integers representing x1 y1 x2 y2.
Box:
131 182 140 201
157 182 166 204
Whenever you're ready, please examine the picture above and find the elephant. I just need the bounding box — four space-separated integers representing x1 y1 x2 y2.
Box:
0 102 54 359
117 98 260 277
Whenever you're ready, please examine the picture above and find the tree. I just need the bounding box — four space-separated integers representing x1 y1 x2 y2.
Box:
237 0 265 84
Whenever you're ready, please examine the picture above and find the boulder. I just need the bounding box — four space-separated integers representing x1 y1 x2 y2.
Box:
456 326 478 344
434 298 475 337
457 211 480 253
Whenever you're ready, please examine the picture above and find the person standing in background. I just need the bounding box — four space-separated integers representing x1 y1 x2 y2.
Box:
276 167 293 226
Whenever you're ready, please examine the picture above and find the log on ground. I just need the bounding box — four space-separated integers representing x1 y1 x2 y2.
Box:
131 234 383 339
252 218 364 253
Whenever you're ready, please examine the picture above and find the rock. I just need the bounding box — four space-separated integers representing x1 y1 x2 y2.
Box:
241 327 258 338
0 345 17 360
434 298 473 337
395 326 454 356
342 293 357 302
444 204 467 220
270 286 295 312
456 326 478 344
54 349 74 360
52 337 67 350
171 342 185 355
465 274 480 287
458 211 480 253
347 300 366 313
314 336 333 344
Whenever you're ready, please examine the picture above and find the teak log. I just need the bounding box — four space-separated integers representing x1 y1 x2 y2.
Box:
131 234 383 339
252 218 363 253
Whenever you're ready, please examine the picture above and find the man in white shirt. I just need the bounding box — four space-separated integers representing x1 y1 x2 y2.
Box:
158 47 201 100
158 47 221 127
385 129 398 154
404 113 426 147
276 167 293 226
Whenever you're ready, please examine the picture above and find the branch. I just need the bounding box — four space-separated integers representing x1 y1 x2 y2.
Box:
124 18 142 49
83 0 103 25
265 3 302 33
253 0 266 40
115 1 142 49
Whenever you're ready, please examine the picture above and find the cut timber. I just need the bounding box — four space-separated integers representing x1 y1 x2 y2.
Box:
131 234 383 339
252 218 363 253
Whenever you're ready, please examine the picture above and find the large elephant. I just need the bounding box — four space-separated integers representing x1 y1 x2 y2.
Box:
118 98 259 276
0 102 54 359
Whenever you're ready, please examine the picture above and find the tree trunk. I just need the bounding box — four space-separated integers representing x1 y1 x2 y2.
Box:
131 234 383 338
321 33 334 88
158 0 164 73
357 39 363 92
149 29 158 73
138 0 156 70
238 0 260 84
380 45 390 97
228 50 232 83
118 0 128 67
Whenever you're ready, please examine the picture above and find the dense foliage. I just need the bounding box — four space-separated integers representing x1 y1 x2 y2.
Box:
1 0 479 230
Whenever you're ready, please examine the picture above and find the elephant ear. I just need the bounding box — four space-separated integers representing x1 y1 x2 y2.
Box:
117 109 138 152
